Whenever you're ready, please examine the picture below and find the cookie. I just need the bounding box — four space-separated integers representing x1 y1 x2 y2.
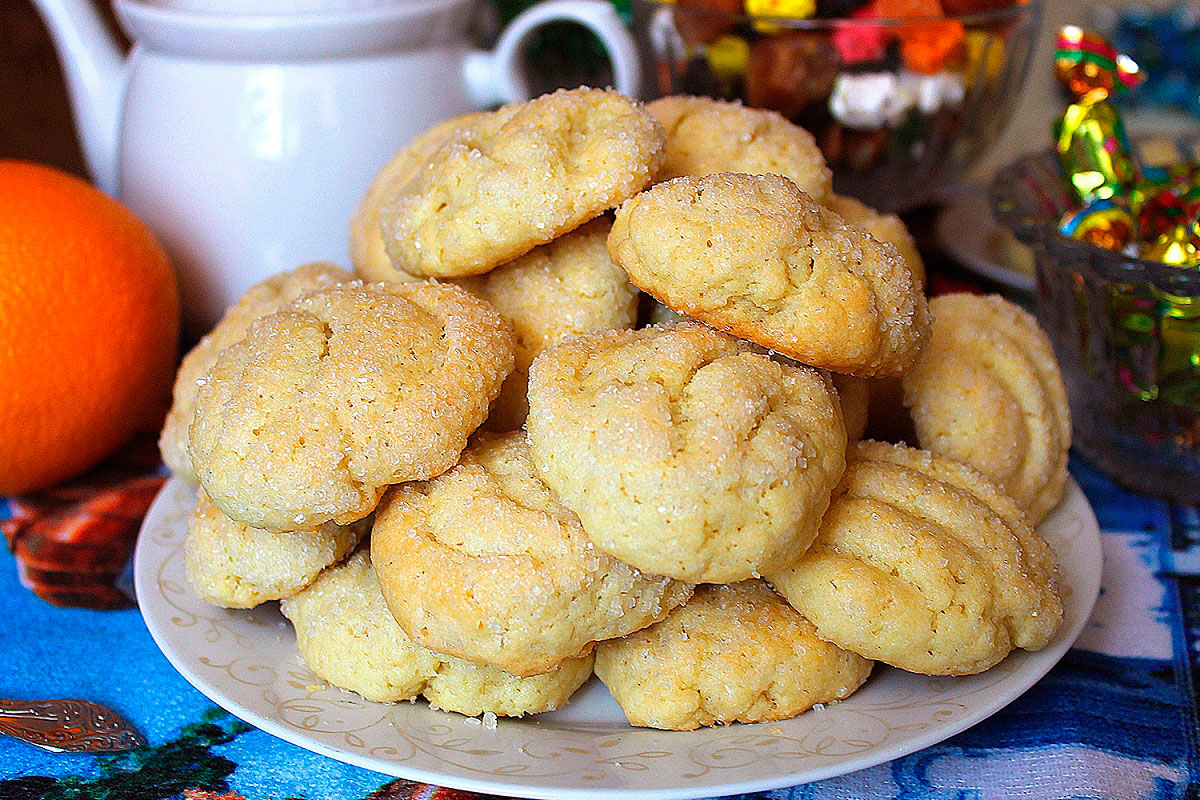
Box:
281 549 593 714
159 262 353 483
184 489 366 608
381 88 665 278
608 173 929 377
646 95 831 200
457 217 639 430
351 113 488 284
372 431 693 677
190 281 514 531
824 193 925 288
902 293 1070 524
767 440 1063 676
595 580 872 730
526 322 846 583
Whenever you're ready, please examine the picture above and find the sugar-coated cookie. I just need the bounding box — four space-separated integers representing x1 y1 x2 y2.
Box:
595 580 872 730
190 281 514 531
824 193 925 288
609 173 929 376
903 293 1070 524
184 489 366 608
381 88 665 278
647 95 831 199
372 431 693 677
281 549 593 714
457 217 638 430
159 262 353 483
768 440 1062 676
351 113 487 284
526 322 846 583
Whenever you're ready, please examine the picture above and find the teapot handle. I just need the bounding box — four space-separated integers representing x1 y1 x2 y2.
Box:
463 0 642 107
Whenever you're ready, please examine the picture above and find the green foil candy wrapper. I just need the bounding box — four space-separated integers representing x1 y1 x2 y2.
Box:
1052 26 1143 207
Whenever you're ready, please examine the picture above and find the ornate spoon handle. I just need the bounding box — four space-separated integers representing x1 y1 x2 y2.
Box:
0 698 146 753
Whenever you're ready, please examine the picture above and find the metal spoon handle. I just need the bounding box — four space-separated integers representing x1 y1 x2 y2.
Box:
0 698 146 753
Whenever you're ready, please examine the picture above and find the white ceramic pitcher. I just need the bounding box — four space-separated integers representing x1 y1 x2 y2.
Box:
31 0 641 336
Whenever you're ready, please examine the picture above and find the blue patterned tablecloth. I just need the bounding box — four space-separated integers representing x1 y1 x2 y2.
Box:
1 452 1198 800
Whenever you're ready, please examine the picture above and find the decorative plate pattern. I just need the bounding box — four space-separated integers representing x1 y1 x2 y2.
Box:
135 476 1102 800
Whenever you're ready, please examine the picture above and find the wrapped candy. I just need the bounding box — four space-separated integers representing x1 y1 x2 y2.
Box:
1059 197 1135 251
1142 226 1200 268
1052 25 1143 206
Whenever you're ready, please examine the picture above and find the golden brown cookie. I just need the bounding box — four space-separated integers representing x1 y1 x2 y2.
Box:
350 113 488 284
608 173 929 376
372 431 693 677
824 193 925 288
768 440 1063 676
457 217 639 430
526 322 846 583
647 95 831 199
159 262 353 483
902 293 1070 524
595 580 872 730
190 281 514 532
281 549 593 714
381 88 665 278
184 489 366 608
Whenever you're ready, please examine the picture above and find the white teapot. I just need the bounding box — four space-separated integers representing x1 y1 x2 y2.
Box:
31 0 641 336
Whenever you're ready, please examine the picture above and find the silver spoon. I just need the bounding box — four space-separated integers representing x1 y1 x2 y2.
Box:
0 698 146 753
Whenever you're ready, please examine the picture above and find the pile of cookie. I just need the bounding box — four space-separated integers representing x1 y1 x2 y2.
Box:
161 88 1070 731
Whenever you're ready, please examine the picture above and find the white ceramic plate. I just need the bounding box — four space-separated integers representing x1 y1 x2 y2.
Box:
936 184 1035 293
136 476 1102 800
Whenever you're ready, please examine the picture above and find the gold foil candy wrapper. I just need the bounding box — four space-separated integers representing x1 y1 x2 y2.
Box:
1059 197 1134 252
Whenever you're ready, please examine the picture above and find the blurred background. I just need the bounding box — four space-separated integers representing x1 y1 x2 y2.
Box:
4 0 1197 184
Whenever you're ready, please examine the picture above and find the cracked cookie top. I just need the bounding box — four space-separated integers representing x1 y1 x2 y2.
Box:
767 440 1063 676
525 322 847 583
282 548 593 714
189 281 514 532
595 580 872 730
372 431 692 677
647 95 831 200
608 173 930 377
159 262 354 483
380 87 666 279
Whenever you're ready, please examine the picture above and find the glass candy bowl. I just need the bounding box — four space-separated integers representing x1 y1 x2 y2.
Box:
632 0 1041 211
992 148 1200 504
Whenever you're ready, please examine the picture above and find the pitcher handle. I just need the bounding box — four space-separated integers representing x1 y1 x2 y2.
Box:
463 0 641 107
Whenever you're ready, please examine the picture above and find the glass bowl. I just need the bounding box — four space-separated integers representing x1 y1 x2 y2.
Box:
631 0 1042 212
991 146 1200 504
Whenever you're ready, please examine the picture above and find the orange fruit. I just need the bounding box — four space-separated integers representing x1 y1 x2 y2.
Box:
0 161 179 494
